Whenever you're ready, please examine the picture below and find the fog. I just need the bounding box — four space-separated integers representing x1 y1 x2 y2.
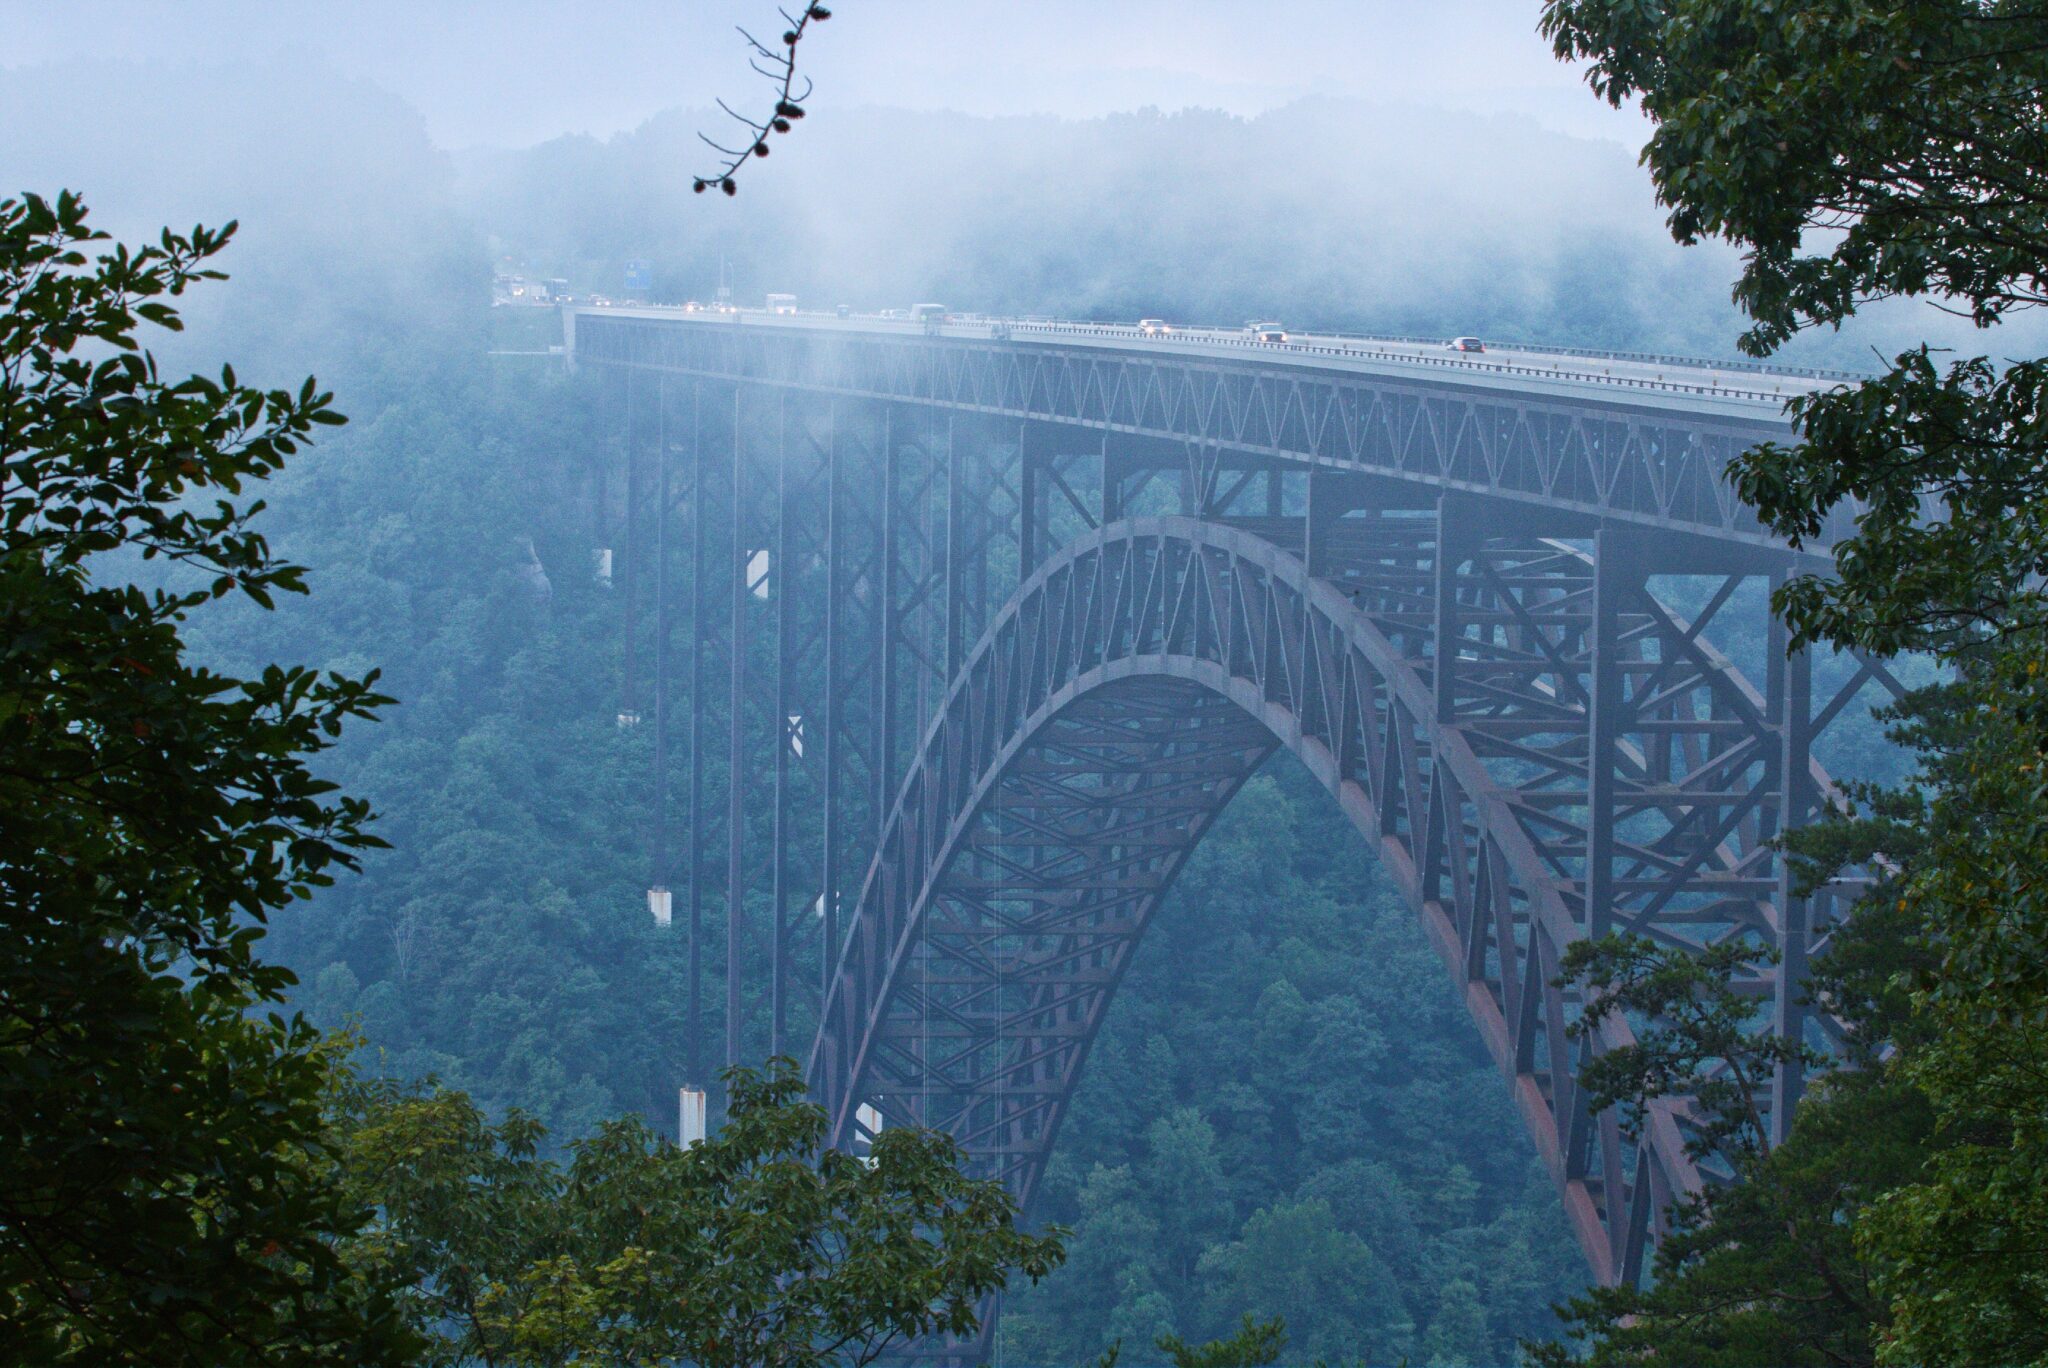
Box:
3 2 1652 150
8 8 2036 370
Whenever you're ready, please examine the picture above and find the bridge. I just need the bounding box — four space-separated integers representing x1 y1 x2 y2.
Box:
563 305 1889 1339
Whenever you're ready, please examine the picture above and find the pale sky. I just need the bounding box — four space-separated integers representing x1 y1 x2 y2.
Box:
0 1 1649 151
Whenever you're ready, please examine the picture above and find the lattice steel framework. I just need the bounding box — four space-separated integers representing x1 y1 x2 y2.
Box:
574 316 1893 1352
572 312 1858 547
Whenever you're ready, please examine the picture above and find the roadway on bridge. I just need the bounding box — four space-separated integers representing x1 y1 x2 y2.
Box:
574 303 1850 423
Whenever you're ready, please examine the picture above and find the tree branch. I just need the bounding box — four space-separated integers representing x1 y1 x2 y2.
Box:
693 4 832 197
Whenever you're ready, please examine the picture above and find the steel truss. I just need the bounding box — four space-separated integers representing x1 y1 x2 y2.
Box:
812 515 1872 1307
575 314 1857 548
577 320 1897 1358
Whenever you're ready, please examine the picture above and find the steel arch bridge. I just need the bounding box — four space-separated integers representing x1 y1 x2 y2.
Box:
563 309 1891 1334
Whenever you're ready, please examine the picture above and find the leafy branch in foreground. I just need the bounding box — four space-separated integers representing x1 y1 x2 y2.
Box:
1157 1312 1288 1368
1530 902 1935 1368
1563 934 1811 1170
0 189 405 1363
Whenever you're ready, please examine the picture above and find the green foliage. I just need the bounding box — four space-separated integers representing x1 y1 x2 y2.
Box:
1531 893 1938 1368
1197 1199 1411 1363
1562 934 1808 1166
1002 772 1578 1364
0 190 406 1362
1543 0 2048 355
1737 351 2048 653
1157 1312 1288 1368
14 65 1615 1364
1542 0 2048 657
334 1057 1064 1366
1844 658 2048 1366
1542 3 2048 1362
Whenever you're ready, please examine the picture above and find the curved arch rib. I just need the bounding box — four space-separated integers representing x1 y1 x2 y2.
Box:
810 515 1816 1289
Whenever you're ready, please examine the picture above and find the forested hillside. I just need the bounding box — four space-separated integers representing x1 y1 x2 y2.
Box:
167 314 1587 1358
1 48 1987 1363
1001 764 1583 1362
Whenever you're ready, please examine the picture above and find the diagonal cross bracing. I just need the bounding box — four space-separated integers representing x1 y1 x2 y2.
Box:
573 319 1898 1362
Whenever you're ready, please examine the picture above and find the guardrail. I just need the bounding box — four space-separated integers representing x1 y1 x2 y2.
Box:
969 314 1868 384
1276 326 1867 384
583 305 1817 407
992 321 1800 405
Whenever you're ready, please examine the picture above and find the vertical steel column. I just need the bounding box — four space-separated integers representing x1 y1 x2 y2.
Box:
727 384 747 1072
1586 526 1642 939
621 372 641 716
1303 468 1331 578
877 409 901 831
1770 608 1815 1140
1019 420 1045 578
1433 494 1473 723
945 414 963 681
652 378 671 900
821 400 843 996
771 393 793 1057
687 383 705 1083
917 414 939 739
1100 433 1122 523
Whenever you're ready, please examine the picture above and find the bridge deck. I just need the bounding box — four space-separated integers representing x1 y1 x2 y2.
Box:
572 305 1828 419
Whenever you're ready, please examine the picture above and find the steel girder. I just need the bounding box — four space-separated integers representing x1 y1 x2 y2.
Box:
572 315 1851 549
808 515 1864 1303
573 323 1895 1352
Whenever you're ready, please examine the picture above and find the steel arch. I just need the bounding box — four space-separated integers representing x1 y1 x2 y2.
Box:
808 514 1854 1294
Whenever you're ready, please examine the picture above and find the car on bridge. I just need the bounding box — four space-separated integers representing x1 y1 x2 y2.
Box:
1248 321 1288 343
1447 335 1486 353
1137 318 1172 335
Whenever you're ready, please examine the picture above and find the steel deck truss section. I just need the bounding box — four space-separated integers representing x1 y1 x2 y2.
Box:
574 316 1832 549
572 322 1901 1359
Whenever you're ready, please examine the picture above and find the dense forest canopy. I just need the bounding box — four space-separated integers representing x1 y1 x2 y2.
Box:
10 7 2048 1359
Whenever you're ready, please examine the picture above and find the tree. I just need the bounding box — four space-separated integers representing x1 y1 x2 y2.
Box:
1540 0 2048 652
1529 901 1935 1368
1157 1312 1288 1368
1562 935 1810 1171
335 1058 1065 1366
1540 4 2048 1359
1844 662 2048 1366
1197 1199 1412 1363
0 191 407 1362
1421 1279 1490 1368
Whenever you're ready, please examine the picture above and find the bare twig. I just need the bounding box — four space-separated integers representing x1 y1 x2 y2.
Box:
694 3 832 196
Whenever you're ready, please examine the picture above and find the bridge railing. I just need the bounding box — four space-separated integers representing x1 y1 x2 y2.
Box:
1301 328 1869 384
1114 319 1871 384
913 310 1865 384
993 320 1804 404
